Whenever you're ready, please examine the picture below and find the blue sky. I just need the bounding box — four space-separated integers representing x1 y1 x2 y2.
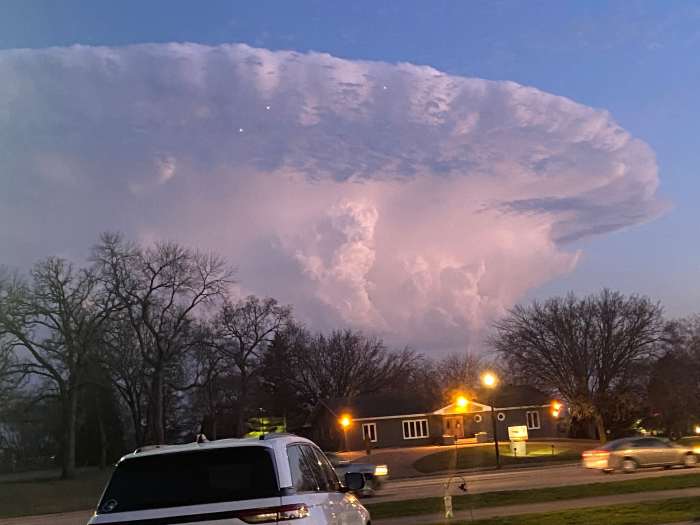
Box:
1 0 699 325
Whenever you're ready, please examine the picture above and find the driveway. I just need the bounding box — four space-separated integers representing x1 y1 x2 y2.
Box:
337 438 596 479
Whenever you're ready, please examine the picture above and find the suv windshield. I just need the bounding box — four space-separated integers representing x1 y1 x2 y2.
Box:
98 447 278 514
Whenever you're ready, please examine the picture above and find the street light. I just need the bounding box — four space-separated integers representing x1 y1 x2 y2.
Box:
339 414 352 451
456 395 469 411
481 371 500 469
551 401 562 419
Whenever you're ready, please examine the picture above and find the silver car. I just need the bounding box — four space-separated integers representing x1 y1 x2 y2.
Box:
583 436 698 473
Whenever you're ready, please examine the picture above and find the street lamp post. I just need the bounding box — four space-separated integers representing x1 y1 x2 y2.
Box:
339 415 351 451
481 372 501 469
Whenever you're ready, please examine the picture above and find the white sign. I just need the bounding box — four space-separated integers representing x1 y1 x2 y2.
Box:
508 425 528 441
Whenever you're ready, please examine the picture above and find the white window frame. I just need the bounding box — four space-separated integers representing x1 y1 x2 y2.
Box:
402 418 429 439
497 412 506 422
474 414 482 423
526 410 541 430
362 422 377 443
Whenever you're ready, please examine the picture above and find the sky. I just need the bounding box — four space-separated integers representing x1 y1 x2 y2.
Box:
1 1 699 353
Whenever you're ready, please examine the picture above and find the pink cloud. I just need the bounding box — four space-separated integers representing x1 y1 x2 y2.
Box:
0 43 666 351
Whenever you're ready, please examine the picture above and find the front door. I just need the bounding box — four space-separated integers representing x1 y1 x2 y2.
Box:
444 416 464 438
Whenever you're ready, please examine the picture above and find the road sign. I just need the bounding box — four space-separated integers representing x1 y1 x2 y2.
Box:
508 425 528 441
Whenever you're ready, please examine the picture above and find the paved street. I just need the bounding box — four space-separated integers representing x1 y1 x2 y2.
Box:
371 462 700 502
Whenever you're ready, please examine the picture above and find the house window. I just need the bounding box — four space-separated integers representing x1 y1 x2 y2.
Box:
497 412 506 422
526 411 541 430
402 419 429 439
362 423 377 443
474 414 482 423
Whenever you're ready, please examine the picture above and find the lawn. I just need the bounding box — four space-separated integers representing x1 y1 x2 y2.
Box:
413 442 589 474
0 468 111 518
428 496 700 525
365 472 700 520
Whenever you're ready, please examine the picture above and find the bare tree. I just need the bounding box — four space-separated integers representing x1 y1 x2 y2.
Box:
92 232 233 443
491 289 663 443
0 334 20 405
435 352 483 403
100 314 150 447
215 296 291 436
647 318 700 437
0 258 120 478
293 329 419 404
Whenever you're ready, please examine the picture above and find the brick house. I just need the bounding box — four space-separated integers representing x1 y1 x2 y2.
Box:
313 385 565 451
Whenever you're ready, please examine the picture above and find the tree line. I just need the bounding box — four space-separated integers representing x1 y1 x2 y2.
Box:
1 234 697 478
0 233 482 478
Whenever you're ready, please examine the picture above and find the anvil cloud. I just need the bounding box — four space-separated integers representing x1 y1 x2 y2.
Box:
0 43 665 351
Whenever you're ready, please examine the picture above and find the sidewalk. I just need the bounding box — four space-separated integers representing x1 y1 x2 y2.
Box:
375 486 700 524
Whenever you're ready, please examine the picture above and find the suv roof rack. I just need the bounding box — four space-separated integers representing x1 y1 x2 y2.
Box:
134 444 167 453
260 432 297 440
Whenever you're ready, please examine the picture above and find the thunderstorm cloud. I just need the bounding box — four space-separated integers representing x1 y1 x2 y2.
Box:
0 43 666 351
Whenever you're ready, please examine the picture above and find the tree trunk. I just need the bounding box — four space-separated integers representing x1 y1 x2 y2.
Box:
237 375 248 437
149 368 165 444
97 410 107 470
594 412 607 444
61 387 78 479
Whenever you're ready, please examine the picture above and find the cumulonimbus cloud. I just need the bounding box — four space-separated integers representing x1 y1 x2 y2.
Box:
0 43 666 351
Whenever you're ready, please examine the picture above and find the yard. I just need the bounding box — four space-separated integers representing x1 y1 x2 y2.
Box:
413 441 590 474
365 472 700 520
0 468 110 519
430 497 700 525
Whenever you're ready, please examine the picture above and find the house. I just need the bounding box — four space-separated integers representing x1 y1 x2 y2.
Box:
315 385 565 451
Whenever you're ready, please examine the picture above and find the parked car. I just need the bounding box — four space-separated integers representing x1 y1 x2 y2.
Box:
582 436 698 474
325 452 389 496
88 433 370 525
676 436 700 454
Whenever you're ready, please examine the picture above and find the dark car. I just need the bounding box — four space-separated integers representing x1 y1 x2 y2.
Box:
583 436 698 473
325 452 389 496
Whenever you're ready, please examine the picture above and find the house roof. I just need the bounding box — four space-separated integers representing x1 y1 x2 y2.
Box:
322 385 551 421
324 393 440 419
476 384 550 409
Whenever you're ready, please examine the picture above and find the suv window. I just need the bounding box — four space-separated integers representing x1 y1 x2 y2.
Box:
287 444 319 492
299 444 332 492
98 447 278 514
311 447 341 492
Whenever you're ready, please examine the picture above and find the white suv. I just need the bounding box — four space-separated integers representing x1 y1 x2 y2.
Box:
87 433 371 525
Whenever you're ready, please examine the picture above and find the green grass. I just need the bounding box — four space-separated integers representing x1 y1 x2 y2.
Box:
365 472 700 520
414 442 588 474
426 496 700 525
0 468 111 518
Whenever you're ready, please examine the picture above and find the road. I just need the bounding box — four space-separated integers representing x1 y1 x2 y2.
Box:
370 462 700 502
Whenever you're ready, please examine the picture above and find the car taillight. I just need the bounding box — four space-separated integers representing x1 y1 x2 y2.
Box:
239 504 310 523
582 450 610 458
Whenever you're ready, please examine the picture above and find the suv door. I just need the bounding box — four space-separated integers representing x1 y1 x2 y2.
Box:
310 447 366 525
282 443 362 525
